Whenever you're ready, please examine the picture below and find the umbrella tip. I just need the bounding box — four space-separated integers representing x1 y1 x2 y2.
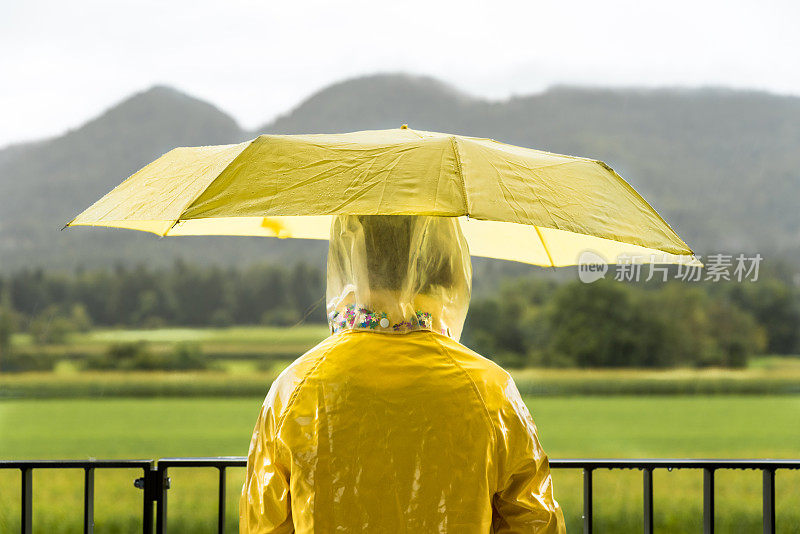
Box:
400 124 408 130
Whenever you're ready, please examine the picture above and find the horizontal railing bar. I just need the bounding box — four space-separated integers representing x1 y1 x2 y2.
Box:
0 460 153 469
550 459 800 470
155 458 800 470
4 458 798 470
157 457 245 468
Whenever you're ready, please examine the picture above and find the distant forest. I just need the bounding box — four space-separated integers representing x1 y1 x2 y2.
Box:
1 262 798 369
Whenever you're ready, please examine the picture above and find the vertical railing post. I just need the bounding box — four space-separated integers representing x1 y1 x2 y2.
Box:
643 467 653 534
156 465 170 534
84 467 95 534
583 467 593 534
136 464 169 534
703 467 714 534
142 467 154 534
20 467 32 534
762 468 775 534
218 466 227 534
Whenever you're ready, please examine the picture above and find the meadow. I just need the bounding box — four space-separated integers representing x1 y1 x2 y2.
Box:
1 396 799 532
2 327 800 532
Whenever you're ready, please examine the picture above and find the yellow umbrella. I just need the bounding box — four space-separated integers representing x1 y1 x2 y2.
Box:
65 126 699 267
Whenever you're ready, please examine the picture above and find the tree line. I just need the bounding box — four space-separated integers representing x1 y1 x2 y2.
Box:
1 261 798 368
462 272 800 368
0 261 326 344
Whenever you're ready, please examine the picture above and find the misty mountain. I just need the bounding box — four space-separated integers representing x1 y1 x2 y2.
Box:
1 74 799 272
0 85 323 271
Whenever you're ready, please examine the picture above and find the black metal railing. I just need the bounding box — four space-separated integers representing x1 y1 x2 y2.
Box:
0 459 154 533
2 458 799 533
553 459 800 534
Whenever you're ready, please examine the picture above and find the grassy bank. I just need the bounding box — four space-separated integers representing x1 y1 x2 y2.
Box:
6 326 800 397
3 365 800 399
9 325 331 360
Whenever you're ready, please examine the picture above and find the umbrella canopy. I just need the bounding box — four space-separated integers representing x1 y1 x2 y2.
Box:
66 126 698 267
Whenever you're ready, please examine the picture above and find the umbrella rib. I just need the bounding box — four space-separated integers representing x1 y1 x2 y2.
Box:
534 225 556 268
449 137 470 216
167 139 257 235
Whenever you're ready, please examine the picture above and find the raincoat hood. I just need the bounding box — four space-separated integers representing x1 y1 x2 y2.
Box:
326 215 472 341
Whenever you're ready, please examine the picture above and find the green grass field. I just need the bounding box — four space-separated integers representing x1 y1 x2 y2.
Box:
1 396 799 532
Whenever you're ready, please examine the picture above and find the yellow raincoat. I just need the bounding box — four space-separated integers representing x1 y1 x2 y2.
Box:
241 216 565 533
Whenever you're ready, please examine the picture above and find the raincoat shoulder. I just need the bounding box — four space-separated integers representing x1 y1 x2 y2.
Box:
265 334 340 413
239 335 339 534
432 334 566 533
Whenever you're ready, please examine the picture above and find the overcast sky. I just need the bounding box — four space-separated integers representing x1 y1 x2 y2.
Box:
2 0 798 147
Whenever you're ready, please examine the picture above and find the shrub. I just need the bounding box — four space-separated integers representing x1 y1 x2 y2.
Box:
210 309 234 327
169 343 206 371
261 308 300 327
0 291 17 356
84 341 149 370
29 306 76 345
140 316 167 329
69 304 93 333
0 351 56 373
83 342 208 371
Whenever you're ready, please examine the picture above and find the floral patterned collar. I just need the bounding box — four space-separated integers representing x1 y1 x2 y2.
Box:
328 303 443 335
